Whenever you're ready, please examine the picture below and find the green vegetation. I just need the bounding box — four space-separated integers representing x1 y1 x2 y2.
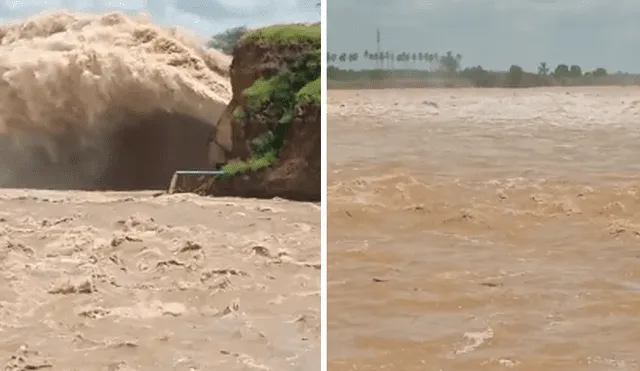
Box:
232 106 245 121
213 24 320 178
296 77 321 104
207 23 320 55
241 23 320 46
328 50 462 74
219 152 276 179
207 26 247 55
327 49 634 88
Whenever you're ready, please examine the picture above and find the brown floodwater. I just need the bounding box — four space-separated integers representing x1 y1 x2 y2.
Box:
328 87 640 370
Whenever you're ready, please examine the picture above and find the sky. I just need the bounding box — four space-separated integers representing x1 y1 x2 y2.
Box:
327 0 640 73
0 0 320 37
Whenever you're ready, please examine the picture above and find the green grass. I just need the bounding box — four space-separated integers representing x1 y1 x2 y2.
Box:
296 77 320 105
244 75 291 111
241 23 320 46
219 151 276 179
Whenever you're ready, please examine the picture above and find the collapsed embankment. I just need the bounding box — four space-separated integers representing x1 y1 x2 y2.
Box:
206 24 321 202
0 11 232 190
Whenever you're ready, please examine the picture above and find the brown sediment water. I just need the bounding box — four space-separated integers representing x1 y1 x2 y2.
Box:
328 87 640 370
0 190 320 370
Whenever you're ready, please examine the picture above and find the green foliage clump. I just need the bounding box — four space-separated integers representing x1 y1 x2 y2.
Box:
219 151 276 179
508 65 524 87
296 77 320 105
244 76 291 112
232 107 245 121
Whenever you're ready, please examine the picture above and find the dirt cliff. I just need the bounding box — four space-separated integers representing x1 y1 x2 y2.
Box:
205 23 320 202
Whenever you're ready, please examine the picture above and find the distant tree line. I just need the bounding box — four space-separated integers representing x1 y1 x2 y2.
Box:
208 26 248 55
328 50 462 74
327 50 632 88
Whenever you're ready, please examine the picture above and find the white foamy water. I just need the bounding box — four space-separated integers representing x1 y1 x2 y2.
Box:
0 10 232 190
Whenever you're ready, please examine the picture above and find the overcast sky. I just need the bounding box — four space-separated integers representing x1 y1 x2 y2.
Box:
0 0 319 37
327 0 640 73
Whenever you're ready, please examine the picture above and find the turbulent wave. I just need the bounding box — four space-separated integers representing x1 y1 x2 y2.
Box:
328 89 640 369
0 10 232 190
329 164 640 241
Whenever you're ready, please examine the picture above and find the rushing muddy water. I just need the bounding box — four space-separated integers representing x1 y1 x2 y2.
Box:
0 190 319 370
328 87 640 370
0 11 231 190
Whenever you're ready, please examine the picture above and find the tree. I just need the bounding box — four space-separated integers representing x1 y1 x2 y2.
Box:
508 65 524 87
327 53 337 65
538 62 549 76
439 51 460 74
207 26 247 55
593 67 608 77
461 65 494 87
569 64 582 77
424 53 431 63
554 64 570 77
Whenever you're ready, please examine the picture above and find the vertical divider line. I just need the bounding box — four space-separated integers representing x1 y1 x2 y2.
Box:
320 0 328 369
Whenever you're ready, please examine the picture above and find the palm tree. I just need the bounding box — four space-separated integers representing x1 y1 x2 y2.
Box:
440 51 459 74
397 53 404 68
538 62 549 76
369 52 377 69
326 52 338 66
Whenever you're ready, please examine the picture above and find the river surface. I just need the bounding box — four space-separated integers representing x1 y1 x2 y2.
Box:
0 190 319 370
328 87 640 370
